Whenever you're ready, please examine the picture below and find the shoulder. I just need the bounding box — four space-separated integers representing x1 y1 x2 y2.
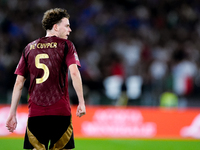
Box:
52 37 75 48
24 39 40 52
65 40 76 51
63 39 74 46
65 39 73 44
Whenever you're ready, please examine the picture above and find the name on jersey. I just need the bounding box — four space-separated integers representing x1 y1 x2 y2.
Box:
30 42 57 50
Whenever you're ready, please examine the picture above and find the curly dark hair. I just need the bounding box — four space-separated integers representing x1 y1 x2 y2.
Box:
42 8 70 30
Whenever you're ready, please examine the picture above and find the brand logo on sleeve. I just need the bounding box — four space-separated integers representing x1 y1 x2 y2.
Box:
74 53 79 61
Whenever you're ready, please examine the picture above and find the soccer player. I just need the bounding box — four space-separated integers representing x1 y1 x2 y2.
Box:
6 8 86 150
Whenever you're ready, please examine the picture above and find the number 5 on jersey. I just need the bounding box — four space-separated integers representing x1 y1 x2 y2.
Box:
35 54 50 84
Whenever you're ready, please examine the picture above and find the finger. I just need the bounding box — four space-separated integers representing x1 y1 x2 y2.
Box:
77 112 83 117
76 109 80 116
6 123 17 132
13 123 17 129
7 127 14 132
76 107 80 115
76 111 80 117
79 112 86 117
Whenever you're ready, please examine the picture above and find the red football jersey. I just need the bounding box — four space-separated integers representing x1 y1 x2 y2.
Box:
15 36 81 117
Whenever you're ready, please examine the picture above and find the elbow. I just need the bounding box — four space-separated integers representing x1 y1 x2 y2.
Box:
14 76 25 90
15 81 24 90
69 64 81 78
71 71 80 78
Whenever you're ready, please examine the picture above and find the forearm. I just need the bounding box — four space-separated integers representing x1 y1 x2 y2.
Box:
9 75 25 115
69 64 86 117
71 72 85 104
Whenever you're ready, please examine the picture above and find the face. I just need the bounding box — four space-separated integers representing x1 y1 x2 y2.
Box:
56 17 72 39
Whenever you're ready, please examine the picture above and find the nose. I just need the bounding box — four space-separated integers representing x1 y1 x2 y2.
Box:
69 27 72 32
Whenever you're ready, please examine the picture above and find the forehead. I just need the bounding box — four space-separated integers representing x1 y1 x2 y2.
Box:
59 17 70 25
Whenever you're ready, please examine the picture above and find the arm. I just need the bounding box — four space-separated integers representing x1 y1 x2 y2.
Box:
6 75 26 132
69 64 86 117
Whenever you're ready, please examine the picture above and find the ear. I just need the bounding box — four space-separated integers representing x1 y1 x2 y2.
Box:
53 24 58 31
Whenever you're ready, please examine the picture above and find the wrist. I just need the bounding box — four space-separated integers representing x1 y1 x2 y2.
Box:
79 100 85 105
9 110 17 116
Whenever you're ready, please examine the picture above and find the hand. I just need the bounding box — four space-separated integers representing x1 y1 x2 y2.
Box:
76 103 86 118
6 115 17 133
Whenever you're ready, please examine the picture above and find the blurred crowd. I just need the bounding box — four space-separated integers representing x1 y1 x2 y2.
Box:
1 0 200 107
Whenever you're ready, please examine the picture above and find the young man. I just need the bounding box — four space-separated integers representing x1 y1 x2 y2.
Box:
6 8 86 150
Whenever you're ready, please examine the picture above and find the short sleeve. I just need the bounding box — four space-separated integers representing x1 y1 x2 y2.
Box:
14 54 29 78
65 41 81 67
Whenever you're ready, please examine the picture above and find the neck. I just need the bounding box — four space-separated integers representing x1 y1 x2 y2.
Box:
45 30 57 37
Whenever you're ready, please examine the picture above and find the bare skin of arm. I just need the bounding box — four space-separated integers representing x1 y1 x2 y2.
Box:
69 64 86 117
6 75 26 132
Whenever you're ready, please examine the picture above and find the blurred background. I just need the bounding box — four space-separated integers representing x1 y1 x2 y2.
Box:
1 0 200 108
